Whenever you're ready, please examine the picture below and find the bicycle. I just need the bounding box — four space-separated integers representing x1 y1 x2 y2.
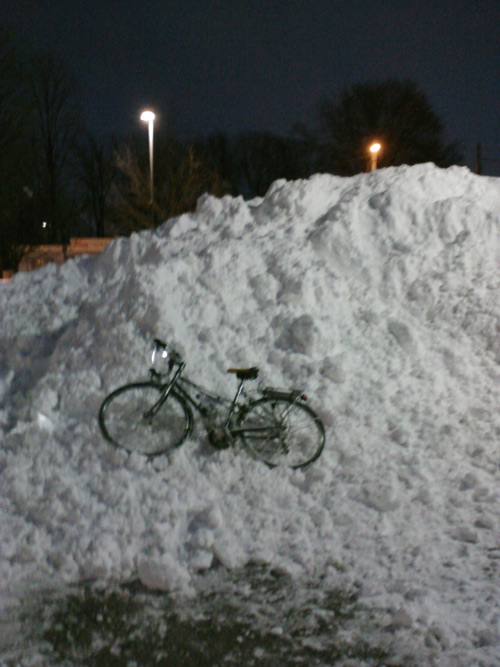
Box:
98 339 325 469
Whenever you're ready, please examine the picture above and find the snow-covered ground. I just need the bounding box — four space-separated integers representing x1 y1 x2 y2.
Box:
1 163 499 664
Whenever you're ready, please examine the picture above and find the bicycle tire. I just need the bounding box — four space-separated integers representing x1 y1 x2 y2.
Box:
99 382 193 456
236 397 325 469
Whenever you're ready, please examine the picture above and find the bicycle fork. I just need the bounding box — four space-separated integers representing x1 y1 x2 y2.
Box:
143 362 186 420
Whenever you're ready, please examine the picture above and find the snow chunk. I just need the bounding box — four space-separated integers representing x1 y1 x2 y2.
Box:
137 554 193 594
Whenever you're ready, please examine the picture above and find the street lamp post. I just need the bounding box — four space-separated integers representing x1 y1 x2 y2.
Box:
369 142 381 171
140 110 156 218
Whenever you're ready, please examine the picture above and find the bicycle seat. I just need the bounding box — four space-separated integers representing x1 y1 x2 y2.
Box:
227 367 259 380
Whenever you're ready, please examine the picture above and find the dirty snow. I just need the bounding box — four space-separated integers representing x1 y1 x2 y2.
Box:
1 163 500 664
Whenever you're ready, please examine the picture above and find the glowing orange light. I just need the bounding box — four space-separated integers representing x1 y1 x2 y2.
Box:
369 142 382 170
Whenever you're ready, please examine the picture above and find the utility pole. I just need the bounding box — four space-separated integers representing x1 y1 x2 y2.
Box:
476 143 482 175
140 110 156 224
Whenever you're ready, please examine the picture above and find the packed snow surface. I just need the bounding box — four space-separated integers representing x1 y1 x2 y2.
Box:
1 164 500 663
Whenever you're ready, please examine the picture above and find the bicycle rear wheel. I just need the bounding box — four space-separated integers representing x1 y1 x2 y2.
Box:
99 382 192 456
236 397 325 469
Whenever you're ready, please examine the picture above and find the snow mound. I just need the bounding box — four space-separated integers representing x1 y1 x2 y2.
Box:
1 164 500 663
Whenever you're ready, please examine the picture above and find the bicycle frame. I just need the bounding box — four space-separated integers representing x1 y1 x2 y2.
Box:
146 364 302 443
146 364 248 431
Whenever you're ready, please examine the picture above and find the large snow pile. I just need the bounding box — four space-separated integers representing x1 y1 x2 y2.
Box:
1 164 500 663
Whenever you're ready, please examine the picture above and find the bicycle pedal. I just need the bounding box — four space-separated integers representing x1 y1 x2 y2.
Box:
208 428 232 450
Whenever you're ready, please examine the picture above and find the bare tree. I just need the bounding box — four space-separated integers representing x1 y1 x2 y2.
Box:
109 140 228 234
30 51 82 243
78 134 116 237
192 132 237 195
164 146 227 218
0 29 38 271
232 131 315 198
108 145 154 233
0 29 24 153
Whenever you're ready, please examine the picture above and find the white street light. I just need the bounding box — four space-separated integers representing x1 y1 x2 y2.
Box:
369 142 381 171
140 110 156 212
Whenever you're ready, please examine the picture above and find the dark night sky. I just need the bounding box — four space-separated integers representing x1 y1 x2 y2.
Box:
2 0 499 173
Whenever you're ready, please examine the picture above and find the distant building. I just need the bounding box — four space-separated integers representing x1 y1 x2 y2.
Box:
1 238 116 282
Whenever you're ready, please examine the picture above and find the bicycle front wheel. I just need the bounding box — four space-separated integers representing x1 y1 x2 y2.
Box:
236 397 325 469
99 382 192 456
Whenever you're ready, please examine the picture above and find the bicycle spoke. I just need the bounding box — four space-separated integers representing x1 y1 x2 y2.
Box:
237 398 324 468
99 383 191 456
